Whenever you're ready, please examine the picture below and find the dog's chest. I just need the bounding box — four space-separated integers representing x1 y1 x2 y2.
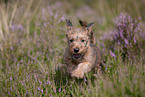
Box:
71 57 87 65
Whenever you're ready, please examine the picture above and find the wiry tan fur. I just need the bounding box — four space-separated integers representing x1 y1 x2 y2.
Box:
64 20 101 79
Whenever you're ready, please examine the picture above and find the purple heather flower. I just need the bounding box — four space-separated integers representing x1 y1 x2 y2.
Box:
10 46 13 50
22 83 24 86
54 12 58 19
47 80 51 85
0 64 2 69
10 86 13 91
60 16 65 21
139 17 141 20
102 13 144 60
42 8 45 15
101 43 104 47
130 43 132 46
124 39 129 45
25 92 29 96
43 22 47 27
133 36 136 43
124 45 127 48
11 24 24 32
47 8 53 16
110 51 116 58
39 80 42 85
58 88 61 92
10 76 13 81
123 23 126 27
118 41 120 45
49 94 52 97
18 24 24 31
135 19 137 23
11 25 15 32
38 87 40 90
45 71 48 74
17 63 20 67
57 16 65 23
1 42 3 47
84 77 87 82
41 89 43 93
119 31 124 39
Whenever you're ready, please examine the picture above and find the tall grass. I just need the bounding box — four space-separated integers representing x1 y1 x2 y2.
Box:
0 0 145 96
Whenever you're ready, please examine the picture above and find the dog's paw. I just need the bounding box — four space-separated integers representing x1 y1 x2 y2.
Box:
71 62 91 79
71 68 84 79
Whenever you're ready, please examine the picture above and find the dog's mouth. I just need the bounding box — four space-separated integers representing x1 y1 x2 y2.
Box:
73 54 82 59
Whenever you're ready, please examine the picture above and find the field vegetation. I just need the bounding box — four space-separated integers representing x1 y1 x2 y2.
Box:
0 0 145 96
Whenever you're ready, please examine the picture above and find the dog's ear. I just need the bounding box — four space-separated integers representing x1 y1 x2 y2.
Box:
66 19 73 30
79 20 88 27
79 20 95 44
79 20 94 29
86 22 94 30
86 22 95 44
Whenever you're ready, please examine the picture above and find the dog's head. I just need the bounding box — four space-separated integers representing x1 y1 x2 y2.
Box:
65 19 94 60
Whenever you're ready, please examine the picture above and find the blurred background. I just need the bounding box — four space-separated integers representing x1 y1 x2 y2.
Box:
0 0 145 96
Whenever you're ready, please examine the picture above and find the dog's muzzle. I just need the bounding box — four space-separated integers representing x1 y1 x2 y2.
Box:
73 54 82 59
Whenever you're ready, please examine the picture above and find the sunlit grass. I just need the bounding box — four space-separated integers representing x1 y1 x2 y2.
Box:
0 0 145 96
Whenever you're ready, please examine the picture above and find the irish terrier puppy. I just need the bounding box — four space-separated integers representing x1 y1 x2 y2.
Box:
63 20 101 79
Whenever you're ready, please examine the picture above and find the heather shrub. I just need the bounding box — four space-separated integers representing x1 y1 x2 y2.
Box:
0 0 145 97
101 13 145 61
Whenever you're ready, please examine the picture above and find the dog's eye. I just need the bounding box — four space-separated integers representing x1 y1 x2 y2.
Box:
69 39 73 42
81 40 85 42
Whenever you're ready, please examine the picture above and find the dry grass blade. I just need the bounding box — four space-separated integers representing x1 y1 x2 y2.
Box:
28 55 45 73
9 0 19 27
0 4 10 37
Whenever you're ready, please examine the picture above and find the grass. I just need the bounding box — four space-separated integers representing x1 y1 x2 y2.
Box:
0 0 145 96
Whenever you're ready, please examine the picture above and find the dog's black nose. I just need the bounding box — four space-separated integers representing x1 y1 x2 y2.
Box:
74 48 79 53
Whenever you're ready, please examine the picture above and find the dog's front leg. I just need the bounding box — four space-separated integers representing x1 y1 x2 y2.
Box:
71 62 92 79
